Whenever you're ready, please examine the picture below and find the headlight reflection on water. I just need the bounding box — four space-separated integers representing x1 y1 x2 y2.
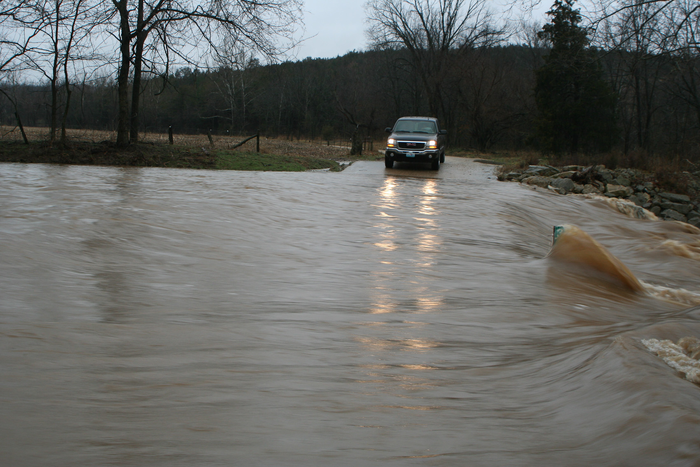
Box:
361 177 446 398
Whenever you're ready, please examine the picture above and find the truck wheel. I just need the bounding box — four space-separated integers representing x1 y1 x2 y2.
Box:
385 155 394 169
431 158 440 170
440 152 445 163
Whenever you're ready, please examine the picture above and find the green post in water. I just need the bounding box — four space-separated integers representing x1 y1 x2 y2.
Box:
553 225 565 244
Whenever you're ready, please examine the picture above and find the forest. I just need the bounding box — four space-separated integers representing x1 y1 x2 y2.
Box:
1 0 699 164
0 47 539 148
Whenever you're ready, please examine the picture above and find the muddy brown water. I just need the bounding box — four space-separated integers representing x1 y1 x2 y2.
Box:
2 158 700 466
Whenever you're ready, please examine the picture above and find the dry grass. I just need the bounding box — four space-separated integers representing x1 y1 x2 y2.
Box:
0 126 380 161
0 126 386 171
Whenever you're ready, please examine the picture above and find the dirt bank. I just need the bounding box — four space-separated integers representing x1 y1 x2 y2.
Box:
0 140 221 168
0 139 358 172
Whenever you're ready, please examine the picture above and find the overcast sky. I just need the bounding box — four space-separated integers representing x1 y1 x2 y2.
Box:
292 0 549 61
295 0 370 60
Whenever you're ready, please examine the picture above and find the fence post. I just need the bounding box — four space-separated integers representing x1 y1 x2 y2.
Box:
168 126 173 145
256 132 260 153
207 129 214 146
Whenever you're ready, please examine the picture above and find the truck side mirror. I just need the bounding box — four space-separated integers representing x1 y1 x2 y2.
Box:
385 127 392 133
439 130 447 135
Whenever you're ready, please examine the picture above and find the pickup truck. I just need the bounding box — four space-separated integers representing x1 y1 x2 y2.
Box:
384 116 447 170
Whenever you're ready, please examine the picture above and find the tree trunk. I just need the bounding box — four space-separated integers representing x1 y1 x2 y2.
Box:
129 0 145 144
115 0 131 147
129 38 144 144
50 5 60 144
50 74 58 143
60 72 73 146
15 112 28 144
350 126 362 155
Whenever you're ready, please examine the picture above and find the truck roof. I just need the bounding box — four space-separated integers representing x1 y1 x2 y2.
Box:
397 116 438 121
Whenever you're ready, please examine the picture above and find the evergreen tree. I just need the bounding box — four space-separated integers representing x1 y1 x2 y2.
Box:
535 0 617 154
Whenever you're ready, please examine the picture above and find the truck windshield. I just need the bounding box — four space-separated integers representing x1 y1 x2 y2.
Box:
394 120 437 133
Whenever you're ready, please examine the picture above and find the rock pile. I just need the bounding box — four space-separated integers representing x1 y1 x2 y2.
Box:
499 164 700 228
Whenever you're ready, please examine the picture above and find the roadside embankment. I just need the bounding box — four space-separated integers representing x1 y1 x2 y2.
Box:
498 164 700 228
0 140 353 172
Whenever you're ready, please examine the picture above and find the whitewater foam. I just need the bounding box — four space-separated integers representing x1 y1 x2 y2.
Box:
639 282 700 306
583 194 658 220
661 239 700 261
642 337 700 384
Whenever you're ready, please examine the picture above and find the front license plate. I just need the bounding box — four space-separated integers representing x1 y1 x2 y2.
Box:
406 153 415 158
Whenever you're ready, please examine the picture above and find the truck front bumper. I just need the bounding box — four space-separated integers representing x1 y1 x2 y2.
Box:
385 149 440 162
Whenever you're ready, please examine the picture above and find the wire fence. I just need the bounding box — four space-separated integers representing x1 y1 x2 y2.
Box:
0 126 380 158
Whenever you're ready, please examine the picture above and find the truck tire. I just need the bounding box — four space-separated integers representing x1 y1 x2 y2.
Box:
385 155 394 169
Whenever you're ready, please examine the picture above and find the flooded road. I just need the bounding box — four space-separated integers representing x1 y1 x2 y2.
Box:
2 158 700 466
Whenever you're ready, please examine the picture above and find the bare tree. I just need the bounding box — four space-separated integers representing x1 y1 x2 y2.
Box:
0 2 47 142
591 0 697 50
457 47 532 150
109 0 303 147
210 41 260 133
0 3 42 74
336 87 378 156
366 0 503 131
598 0 666 152
664 1 700 153
22 0 102 144
593 0 699 154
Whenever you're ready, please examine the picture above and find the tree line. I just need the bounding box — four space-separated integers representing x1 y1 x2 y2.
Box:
1 0 698 162
0 0 302 146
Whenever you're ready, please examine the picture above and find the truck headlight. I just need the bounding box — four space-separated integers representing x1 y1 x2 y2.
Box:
387 138 396 148
428 140 437 149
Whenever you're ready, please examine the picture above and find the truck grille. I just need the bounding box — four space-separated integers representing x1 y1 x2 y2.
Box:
398 141 426 150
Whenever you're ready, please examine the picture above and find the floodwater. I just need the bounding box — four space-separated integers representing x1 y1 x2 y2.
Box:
1 158 700 466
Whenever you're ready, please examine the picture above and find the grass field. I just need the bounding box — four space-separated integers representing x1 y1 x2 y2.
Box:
0 126 384 171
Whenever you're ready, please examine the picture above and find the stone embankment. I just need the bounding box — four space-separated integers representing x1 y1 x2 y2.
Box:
499 164 700 228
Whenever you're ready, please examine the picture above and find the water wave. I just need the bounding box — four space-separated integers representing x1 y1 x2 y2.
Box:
549 224 700 305
549 224 643 292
